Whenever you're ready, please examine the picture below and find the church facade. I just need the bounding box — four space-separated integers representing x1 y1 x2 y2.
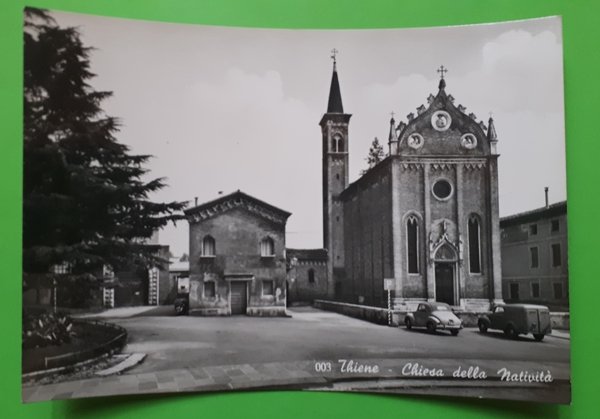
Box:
302 61 504 311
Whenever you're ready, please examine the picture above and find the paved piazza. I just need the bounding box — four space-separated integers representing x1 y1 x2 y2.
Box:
22 306 570 403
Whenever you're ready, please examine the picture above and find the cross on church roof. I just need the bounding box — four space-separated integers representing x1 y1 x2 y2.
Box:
331 48 338 64
437 65 448 80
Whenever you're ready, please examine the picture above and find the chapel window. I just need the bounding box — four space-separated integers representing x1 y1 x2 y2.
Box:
260 237 275 257
262 280 274 296
204 281 215 298
202 235 216 257
308 268 315 284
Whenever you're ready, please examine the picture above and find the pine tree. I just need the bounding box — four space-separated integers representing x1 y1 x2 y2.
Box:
23 8 186 290
360 137 386 175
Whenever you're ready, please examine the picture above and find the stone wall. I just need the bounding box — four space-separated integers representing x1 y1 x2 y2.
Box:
314 299 570 330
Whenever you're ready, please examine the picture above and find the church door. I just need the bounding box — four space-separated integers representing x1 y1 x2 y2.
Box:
230 281 248 315
435 263 454 305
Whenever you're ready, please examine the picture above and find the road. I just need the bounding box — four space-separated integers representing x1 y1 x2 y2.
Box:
114 306 569 374
23 306 570 403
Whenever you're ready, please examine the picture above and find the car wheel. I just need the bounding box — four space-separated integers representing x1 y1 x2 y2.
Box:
533 334 545 342
478 320 488 333
404 317 412 330
450 329 459 336
504 324 517 339
426 321 436 333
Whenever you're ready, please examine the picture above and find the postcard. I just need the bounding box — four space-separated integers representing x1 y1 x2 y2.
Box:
22 8 569 403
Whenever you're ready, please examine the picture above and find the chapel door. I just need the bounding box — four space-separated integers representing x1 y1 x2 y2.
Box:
230 281 248 315
435 263 454 305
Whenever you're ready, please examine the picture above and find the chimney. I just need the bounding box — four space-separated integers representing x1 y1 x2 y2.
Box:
544 187 549 208
194 196 198 206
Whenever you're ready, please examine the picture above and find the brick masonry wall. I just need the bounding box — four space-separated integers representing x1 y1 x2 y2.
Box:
288 260 328 303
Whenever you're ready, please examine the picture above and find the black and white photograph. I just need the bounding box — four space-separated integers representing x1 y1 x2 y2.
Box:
22 8 570 403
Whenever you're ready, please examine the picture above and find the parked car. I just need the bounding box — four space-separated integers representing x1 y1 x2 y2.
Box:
404 302 462 335
174 293 189 315
477 303 552 341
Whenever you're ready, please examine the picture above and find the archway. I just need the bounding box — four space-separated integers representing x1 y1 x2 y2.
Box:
433 243 458 305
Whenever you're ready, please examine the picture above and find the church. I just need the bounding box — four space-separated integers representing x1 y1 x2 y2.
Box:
290 58 504 312
186 57 504 315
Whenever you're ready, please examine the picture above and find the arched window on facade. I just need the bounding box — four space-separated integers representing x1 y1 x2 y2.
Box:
468 216 482 273
308 268 315 284
202 235 216 257
407 215 419 274
332 134 344 153
260 237 275 257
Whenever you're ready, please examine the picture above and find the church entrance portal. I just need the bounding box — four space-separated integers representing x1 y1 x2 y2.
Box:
435 262 455 305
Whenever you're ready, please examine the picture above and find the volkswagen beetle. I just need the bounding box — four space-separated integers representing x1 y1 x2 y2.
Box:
478 303 551 341
404 302 462 335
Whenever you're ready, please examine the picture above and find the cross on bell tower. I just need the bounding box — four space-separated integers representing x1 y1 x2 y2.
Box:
320 49 352 298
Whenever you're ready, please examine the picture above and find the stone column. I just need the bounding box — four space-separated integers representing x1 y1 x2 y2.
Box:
424 163 435 301
488 157 503 302
456 163 466 306
391 160 403 298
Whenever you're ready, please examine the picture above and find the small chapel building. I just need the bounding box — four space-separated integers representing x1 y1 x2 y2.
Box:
184 191 290 316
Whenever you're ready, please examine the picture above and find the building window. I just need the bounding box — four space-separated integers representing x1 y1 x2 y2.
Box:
406 215 419 274
552 243 561 267
529 224 538 236
510 283 520 300
332 134 344 153
204 282 215 298
262 280 274 296
103 264 114 279
531 282 540 298
551 219 560 233
553 283 563 299
202 235 216 257
529 247 539 268
308 268 315 284
468 216 481 273
52 261 71 275
260 237 275 257
432 179 452 201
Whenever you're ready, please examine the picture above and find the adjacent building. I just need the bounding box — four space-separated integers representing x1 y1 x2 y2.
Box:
286 248 328 305
184 191 291 316
500 200 568 308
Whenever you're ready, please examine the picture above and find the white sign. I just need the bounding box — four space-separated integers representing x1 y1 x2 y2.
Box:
384 278 395 291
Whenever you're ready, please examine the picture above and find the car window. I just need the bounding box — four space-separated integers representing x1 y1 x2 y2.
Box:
417 304 426 312
494 307 504 313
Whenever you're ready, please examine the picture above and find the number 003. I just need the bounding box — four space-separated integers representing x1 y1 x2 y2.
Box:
314 362 332 372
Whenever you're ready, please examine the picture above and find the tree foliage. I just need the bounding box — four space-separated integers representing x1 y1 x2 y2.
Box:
23 8 186 283
360 137 386 175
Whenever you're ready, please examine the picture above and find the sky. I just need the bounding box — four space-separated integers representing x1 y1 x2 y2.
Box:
49 11 566 256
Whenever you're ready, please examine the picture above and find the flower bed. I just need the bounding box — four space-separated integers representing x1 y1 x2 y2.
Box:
22 317 127 374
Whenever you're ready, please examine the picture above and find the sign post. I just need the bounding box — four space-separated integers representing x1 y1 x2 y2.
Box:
383 278 395 327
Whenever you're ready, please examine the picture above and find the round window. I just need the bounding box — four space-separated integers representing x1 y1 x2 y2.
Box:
432 179 452 200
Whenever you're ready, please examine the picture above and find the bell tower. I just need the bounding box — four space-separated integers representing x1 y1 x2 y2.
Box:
319 49 351 298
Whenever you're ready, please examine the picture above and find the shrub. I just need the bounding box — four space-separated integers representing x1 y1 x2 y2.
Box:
22 311 76 350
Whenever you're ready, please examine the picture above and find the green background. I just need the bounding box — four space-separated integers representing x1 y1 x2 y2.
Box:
1 0 598 417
